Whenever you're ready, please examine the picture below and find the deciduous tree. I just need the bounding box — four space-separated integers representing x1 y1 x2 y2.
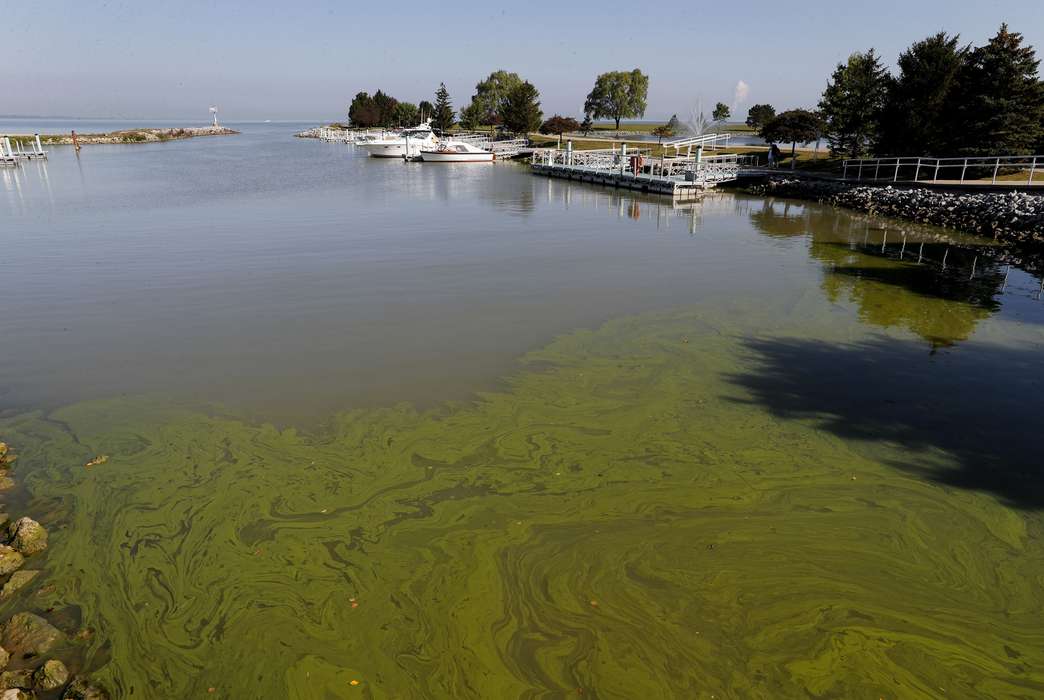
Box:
502 81 543 134
462 70 524 127
745 104 775 131
539 115 580 135
391 102 419 127
712 102 731 122
760 109 825 168
584 69 649 129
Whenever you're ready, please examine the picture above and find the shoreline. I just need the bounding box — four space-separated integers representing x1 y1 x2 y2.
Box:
2 126 238 146
741 177 1044 244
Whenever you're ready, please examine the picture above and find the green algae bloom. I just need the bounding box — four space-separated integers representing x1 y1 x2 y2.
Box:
4 303 1042 699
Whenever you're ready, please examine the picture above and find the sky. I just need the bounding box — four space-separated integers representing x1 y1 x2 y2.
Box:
2 0 1042 122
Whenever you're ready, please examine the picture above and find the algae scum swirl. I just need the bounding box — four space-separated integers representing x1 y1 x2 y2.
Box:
2 131 1044 697
4 302 1043 699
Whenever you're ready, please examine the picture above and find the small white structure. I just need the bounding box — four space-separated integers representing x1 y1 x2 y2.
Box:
210 106 219 128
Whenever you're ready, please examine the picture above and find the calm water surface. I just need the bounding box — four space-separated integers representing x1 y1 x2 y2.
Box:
1 123 1043 698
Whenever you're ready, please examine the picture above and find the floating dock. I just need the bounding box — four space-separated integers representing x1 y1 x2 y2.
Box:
530 137 741 200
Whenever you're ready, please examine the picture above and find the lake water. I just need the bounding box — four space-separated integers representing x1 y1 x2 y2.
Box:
2 123 1043 698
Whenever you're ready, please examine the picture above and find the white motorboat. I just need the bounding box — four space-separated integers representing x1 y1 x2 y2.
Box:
419 141 495 162
356 120 438 158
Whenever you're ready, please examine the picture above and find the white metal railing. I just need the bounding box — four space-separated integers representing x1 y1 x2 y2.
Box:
842 154 1042 185
662 132 732 153
1 135 47 160
531 148 740 184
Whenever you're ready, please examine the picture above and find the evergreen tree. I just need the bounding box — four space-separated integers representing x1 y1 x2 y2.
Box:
431 83 455 132
712 102 731 122
501 81 543 134
947 24 1044 155
666 114 680 131
818 49 890 157
877 33 968 156
580 113 593 135
745 104 776 131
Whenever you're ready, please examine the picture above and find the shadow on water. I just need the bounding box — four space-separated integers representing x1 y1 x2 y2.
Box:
727 334 1044 510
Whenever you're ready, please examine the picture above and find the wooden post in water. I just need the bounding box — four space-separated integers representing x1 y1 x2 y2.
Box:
72 130 81 152
34 133 43 154
918 241 924 263
942 247 949 270
969 256 977 279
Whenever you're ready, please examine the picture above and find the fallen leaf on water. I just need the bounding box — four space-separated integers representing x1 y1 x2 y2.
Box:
85 455 109 469
589 600 599 608
350 680 360 686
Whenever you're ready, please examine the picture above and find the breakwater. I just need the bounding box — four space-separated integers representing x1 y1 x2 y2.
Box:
20 126 238 146
744 178 1044 243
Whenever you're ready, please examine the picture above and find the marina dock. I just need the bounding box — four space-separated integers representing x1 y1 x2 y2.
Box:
530 134 741 200
1 135 48 165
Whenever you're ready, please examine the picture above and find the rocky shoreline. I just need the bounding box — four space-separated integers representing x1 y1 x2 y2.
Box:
742 178 1044 243
19 126 238 146
0 442 107 700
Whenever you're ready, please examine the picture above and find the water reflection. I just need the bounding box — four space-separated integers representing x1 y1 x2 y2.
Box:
743 197 1039 348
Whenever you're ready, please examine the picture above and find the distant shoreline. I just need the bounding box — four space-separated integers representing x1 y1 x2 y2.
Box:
1 126 239 145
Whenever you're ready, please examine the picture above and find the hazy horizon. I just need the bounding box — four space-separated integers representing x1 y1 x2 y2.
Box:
3 0 1042 123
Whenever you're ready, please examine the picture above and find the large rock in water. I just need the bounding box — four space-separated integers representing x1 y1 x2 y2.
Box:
0 613 63 658
0 571 38 601
6 519 47 556
0 646 7 670
0 548 23 577
1 689 31 700
34 659 69 690
62 676 108 700
0 668 32 689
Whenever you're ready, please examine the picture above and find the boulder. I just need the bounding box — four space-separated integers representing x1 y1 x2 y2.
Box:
1 689 31 700
0 647 6 671
0 478 13 493
0 613 63 658
6 519 47 556
62 676 108 700
34 659 69 690
0 572 38 601
0 668 32 689
0 549 23 577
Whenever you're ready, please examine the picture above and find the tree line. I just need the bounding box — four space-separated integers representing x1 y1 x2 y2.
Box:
747 24 1044 160
345 68 651 137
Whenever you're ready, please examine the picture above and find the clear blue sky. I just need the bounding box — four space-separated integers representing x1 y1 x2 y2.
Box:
2 0 1042 122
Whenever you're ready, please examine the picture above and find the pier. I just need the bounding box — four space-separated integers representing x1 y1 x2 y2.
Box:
530 138 741 200
0 135 48 165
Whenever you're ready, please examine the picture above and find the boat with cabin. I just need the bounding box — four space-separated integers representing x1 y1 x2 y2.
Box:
419 140 495 162
355 120 438 158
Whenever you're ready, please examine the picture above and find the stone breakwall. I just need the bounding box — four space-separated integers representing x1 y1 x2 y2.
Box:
745 178 1044 243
